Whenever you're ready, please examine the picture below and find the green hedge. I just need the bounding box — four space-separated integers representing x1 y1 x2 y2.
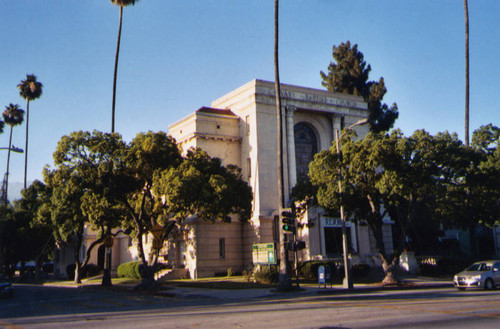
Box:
117 261 142 279
299 261 337 281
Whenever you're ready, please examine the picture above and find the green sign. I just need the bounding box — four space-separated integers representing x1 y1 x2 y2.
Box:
252 243 277 265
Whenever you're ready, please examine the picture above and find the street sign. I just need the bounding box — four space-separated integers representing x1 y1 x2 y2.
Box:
252 243 277 265
151 223 163 239
152 238 163 250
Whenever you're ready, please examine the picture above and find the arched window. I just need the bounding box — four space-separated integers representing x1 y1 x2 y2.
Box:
294 123 318 179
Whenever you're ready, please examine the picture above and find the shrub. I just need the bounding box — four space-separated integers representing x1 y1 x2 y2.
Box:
299 261 336 281
253 265 279 284
351 264 371 278
117 261 142 279
82 264 102 278
418 263 439 276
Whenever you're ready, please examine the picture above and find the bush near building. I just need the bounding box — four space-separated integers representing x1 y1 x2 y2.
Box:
252 265 279 284
65 263 102 280
299 261 337 281
117 261 142 279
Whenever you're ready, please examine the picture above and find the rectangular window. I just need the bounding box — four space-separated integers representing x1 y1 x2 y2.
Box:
247 158 252 179
273 215 280 243
245 115 250 135
219 238 225 259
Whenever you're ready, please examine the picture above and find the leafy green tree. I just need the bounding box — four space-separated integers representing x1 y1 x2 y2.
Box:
310 126 500 282
309 130 463 283
12 180 53 280
0 181 52 280
436 125 500 257
117 131 182 287
17 74 43 189
150 148 252 283
110 0 140 133
2 104 24 203
309 131 396 283
0 205 15 276
40 131 127 283
472 124 500 153
153 148 252 224
320 41 398 133
380 130 473 256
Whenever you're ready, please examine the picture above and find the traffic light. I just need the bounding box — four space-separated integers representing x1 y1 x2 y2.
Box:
284 241 295 250
281 210 296 233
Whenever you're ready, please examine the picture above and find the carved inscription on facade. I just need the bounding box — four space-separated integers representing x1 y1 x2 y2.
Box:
259 87 366 110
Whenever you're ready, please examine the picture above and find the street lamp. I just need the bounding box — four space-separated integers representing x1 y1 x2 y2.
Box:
335 118 368 290
0 145 24 153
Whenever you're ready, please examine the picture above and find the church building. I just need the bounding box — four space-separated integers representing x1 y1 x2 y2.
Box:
166 79 394 278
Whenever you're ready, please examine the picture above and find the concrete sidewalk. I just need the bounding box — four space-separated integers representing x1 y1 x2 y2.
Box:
155 276 453 300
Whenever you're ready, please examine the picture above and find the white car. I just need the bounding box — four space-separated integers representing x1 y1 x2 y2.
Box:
453 260 500 291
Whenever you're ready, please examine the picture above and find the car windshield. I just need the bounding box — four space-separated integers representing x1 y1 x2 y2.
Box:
467 263 491 271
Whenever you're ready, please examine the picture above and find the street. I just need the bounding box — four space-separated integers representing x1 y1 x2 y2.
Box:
1 285 500 328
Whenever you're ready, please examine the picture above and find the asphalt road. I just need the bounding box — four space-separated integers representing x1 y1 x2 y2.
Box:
2 284 500 328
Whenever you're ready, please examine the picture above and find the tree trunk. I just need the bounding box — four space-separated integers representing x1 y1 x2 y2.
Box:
379 253 400 285
5 127 13 200
74 261 82 284
371 221 400 284
24 100 30 189
464 0 470 146
73 235 83 284
139 264 156 288
35 254 43 281
111 5 123 133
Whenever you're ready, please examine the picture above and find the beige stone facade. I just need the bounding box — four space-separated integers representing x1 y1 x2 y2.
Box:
167 80 393 278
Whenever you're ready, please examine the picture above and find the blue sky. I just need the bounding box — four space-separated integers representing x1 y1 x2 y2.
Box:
1 0 499 200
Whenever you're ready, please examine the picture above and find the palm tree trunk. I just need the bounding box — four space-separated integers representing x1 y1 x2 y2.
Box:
274 0 291 291
112 6 124 133
24 100 30 189
464 0 470 146
5 127 13 201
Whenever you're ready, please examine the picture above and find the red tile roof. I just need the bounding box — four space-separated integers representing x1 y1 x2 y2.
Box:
196 107 237 117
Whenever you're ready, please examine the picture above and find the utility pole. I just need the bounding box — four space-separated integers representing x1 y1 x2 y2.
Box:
335 118 368 291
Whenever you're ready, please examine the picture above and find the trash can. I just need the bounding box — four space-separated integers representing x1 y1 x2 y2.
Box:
318 265 332 288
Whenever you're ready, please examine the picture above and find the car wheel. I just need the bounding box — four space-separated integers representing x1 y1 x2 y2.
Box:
484 279 494 291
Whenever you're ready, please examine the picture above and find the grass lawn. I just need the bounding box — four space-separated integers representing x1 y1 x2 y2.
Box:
163 276 276 289
43 276 140 287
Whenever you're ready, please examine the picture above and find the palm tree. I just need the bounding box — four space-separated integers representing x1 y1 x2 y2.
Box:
18 74 43 189
110 0 140 133
2 104 25 202
464 0 470 146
